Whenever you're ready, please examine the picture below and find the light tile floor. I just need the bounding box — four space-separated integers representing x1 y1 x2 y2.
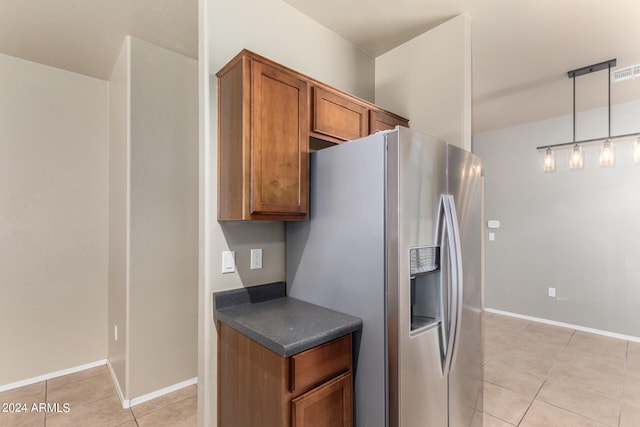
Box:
2 313 639 426
483 312 640 426
0 365 197 427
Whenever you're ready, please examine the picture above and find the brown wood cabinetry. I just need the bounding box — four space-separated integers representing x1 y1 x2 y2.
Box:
291 372 352 427
217 51 309 221
312 86 369 143
218 322 353 427
369 108 410 134
217 49 409 221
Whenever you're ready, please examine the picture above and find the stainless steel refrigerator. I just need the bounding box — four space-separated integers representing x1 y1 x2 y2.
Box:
286 127 483 427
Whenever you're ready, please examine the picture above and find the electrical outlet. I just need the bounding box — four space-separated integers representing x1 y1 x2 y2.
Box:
548 287 556 298
114 325 118 341
250 248 263 270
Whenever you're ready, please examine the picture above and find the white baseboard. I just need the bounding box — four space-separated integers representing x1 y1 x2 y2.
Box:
105 360 197 409
128 377 198 408
485 307 640 343
0 359 107 393
106 360 128 408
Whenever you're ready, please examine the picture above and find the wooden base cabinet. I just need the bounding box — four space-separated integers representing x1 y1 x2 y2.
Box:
291 372 352 427
218 323 353 427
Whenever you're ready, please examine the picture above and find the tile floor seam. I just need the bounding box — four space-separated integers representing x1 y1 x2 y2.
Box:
619 340 629 427
516 371 550 426
488 410 519 426
129 408 137 426
482 378 527 397
132 394 195 420
540 398 619 427
516 324 574 425
44 380 48 427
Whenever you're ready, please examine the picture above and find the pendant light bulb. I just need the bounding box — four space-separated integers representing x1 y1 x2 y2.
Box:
635 137 640 164
569 144 584 170
599 139 615 167
543 148 555 173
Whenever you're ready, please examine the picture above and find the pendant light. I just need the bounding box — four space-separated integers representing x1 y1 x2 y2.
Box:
543 148 555 173
536 58 640 170
569 144 584 170
568 76 583 170
598 66 615 167
599 139 615 166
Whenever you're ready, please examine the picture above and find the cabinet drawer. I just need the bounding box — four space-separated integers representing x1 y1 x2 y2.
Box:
291 371 353 427
290 334 351 393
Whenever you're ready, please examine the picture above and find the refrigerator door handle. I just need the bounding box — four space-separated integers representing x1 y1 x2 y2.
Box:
441 194 460 375
446 195 464 373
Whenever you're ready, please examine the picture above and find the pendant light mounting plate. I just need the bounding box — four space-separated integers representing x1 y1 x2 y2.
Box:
567 59 616 79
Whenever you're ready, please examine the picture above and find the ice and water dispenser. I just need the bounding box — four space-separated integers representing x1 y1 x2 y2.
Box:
409 246 443 335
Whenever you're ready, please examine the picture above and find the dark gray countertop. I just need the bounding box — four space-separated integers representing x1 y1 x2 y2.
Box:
214 282 362 357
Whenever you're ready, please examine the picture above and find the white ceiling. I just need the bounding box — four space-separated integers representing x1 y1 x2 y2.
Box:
0 0 197 81
2 0 640 133
285 0 640 133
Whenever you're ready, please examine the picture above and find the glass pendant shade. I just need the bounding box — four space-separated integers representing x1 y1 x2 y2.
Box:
543 148 555 173
569 144 584 170
599 140 615 167
635 137 640 164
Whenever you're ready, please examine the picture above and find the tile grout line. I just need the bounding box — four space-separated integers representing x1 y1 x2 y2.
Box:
130 407 140 427
485 318 533 426
131 394 196 424
618 340 629 427
522 327 627 427
516 327 577 426
44 379 48 427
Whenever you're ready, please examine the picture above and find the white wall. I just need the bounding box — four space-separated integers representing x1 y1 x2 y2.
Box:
128 37 199 398
0 53 109 386
475 100 640 337
109 37 199 401
375 14 472 151
199 0 376 424
108 39 129 394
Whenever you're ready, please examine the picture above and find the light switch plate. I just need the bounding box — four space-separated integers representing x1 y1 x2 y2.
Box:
222 251 235 273
488 232 495 241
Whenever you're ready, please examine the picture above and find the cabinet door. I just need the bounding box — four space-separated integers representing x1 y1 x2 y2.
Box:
313 87 368 142
251 60 309 218
291 372 352 427
369 109 409 134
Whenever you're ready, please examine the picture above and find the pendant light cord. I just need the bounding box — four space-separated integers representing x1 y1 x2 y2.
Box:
573 77 576 143
608 63 611 139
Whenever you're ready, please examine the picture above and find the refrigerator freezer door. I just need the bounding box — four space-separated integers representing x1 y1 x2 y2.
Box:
287 134 388 427
447 145 484 426
388 127 448 427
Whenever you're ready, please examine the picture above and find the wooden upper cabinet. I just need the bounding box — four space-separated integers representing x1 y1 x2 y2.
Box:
217 49 408 221
217 50 309 221
312 87 369 143
369 109 410 134
252 61 308 218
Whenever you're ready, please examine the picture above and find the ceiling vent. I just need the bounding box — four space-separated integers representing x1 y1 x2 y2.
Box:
612 64 640 83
